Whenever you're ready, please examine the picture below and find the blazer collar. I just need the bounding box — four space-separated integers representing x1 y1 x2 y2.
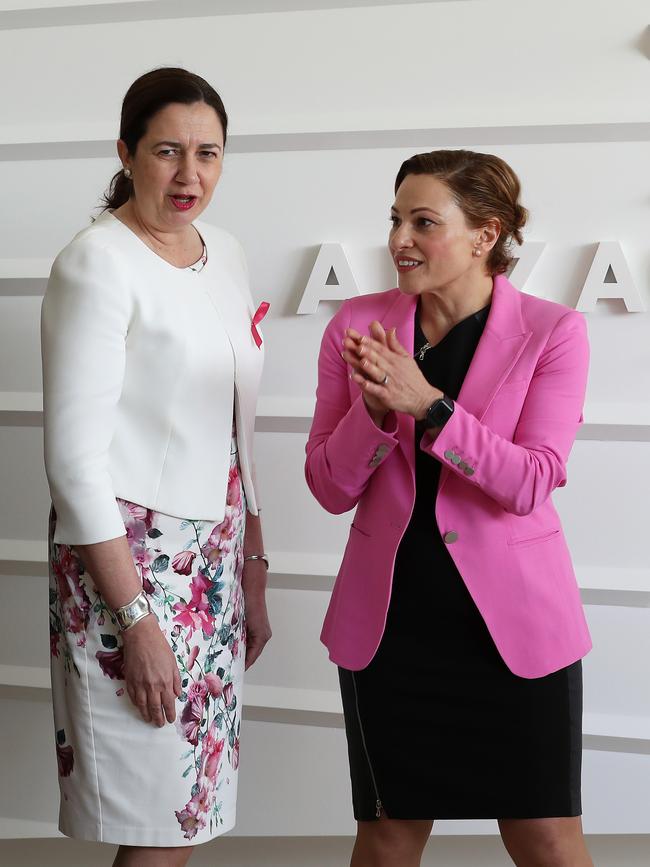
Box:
378 289 418 352
377 274 529 367
457 273 531 422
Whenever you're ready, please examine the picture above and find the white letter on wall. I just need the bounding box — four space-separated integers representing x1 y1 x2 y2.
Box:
297 244 360 314
576 242 645 312
507 241 546 290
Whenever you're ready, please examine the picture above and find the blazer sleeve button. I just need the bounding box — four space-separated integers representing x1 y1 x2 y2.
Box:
443 531 459 544
368 444 389 467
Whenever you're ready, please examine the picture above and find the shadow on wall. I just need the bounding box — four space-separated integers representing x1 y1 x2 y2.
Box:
633 25 650 60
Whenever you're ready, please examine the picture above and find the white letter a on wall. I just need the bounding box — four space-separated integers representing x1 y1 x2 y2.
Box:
297 244 360 314
576 242 645 312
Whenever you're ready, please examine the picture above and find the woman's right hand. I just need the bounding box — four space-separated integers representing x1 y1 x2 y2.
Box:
121 614 182 727
343 321 390 427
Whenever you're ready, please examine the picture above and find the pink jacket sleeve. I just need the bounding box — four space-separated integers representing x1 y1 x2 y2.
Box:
305 301 400 514
424 310 589 516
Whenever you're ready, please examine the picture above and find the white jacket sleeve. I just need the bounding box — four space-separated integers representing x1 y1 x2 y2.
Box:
41 237 132 544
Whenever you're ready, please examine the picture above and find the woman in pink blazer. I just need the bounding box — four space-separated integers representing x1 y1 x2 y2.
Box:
305 150 593 867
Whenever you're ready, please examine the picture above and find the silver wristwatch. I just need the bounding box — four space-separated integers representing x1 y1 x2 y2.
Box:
114 590 151 631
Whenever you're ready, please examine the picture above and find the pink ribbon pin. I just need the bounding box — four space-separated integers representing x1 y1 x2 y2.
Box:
251 301 270 348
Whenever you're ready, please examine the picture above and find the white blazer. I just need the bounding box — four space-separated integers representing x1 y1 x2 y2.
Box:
41 211 264 545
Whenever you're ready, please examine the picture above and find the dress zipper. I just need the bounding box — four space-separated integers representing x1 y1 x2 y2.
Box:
351 671 383 818
346 451 415 821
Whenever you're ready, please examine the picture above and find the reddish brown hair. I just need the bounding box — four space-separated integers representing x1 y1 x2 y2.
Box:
395 149 528 275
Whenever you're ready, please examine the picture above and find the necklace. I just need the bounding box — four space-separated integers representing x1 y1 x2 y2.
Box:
187 242 208 273
415 341 434 361
415 304 491 361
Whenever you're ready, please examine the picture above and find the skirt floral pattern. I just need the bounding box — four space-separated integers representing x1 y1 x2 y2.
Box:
48 434 247 846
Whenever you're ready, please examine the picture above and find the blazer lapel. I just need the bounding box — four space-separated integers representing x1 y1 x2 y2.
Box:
438 275 531 493
457 275 531 420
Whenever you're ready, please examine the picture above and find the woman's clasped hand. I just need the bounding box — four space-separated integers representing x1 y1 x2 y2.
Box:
342 321 442 422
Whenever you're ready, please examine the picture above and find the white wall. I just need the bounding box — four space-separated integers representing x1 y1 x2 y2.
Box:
0 1 648 864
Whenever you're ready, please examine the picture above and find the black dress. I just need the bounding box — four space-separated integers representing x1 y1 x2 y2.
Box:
339 304 582 821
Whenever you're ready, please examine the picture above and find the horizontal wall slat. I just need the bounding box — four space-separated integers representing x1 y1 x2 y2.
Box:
1 662 647 752
1 540 647 608
2 123 650 162
0 260 52 279
0 0 455 31
2 391 650 441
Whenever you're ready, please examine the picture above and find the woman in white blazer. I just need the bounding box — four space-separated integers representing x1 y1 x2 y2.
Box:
41 68 271 866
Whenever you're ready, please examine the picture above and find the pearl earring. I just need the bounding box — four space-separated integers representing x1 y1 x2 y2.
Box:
473 248 481 257
124 168 132 179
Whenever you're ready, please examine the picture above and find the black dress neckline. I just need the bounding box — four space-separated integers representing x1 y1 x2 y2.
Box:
413 300 491 362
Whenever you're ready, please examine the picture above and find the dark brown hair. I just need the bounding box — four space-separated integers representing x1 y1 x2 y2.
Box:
394 149 528 275
101 67 228 211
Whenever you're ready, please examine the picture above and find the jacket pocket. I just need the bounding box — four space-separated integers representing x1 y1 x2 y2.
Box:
350 522 372 538
507 528 560 548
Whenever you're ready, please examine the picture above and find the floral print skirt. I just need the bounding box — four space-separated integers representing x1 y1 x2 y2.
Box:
48 434 246 846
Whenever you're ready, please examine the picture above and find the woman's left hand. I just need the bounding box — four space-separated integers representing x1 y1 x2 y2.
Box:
342 321 442 419
242 561 272 671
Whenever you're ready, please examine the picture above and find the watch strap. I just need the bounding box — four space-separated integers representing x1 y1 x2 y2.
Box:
425 394 455 430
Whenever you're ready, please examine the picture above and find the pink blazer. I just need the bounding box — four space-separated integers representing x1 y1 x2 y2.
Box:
305 275 592 679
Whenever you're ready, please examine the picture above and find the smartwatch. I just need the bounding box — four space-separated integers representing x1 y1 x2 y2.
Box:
424 394 454 430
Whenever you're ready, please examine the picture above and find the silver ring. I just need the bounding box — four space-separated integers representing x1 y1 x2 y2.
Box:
380 373 389 385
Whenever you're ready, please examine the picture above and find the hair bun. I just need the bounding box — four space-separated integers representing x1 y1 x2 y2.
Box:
510 202 528 246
